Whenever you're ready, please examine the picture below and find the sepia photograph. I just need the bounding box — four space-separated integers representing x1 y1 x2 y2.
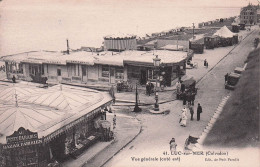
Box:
0 0 259 166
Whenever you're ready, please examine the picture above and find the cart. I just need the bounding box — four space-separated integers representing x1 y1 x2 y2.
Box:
176 78 197 100
225 72 240 90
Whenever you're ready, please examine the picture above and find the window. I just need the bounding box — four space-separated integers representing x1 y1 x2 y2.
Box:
102 66 109 78
115 67 124 79
82 65 87 76
57 69 61 76
129 67 140 78
148 69 156 79
41 65 44 75
17 63 23 74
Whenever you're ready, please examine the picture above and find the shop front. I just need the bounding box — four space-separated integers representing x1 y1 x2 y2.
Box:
2 127 48 167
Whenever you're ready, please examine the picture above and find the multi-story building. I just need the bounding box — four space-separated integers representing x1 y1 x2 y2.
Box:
240 4 259 25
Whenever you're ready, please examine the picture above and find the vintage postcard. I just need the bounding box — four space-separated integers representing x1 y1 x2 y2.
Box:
0 0 259 167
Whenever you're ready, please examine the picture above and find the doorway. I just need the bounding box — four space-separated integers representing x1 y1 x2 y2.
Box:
140 70 147 85
110 68 115 84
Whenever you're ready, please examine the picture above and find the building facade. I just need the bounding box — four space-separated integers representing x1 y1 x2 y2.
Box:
1 50 193 87
240 4 259 25
0 84 113 167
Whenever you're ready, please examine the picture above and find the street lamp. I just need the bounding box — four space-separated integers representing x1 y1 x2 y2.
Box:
153 55 161 111
133 83 142 112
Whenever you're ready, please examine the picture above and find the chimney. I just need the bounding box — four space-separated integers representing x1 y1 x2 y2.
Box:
67 39 70 54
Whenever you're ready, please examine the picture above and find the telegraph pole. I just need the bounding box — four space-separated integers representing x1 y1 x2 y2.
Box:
192 23 195 39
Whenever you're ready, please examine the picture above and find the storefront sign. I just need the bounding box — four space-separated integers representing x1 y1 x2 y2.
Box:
6 127 38 143
67 60 93 65
3 139 43 149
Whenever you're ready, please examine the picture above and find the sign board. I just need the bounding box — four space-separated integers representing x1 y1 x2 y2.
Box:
6 127 38 144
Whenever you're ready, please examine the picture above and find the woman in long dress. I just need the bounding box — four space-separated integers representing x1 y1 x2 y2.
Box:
169 138 177 154
180 108 188 127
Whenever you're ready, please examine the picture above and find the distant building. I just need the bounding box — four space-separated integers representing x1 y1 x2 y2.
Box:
240 4 259 25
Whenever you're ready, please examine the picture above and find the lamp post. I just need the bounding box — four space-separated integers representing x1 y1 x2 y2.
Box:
153 55 161 111
133 83 141 112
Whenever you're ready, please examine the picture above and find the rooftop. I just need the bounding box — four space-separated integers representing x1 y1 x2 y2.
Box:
0 84 112 144
0 50 189 66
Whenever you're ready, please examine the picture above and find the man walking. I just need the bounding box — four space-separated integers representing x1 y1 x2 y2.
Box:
189 105 194 121
197 103 202 121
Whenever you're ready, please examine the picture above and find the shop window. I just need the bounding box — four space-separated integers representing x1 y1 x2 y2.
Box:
148 69 156 80
102 66 109 78
128 67 140 78
57 69 61 76
115 67 124 79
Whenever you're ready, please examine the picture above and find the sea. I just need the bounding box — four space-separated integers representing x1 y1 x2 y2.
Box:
0 2 241 58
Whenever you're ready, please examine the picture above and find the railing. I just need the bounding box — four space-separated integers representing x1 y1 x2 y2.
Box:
72 76 82 81
49 76 58 80
62 77 71 82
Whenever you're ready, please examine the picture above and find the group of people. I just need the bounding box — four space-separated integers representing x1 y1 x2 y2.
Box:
179 103 203 127
176 81 196 106
146 81 154 96
0 65 5 71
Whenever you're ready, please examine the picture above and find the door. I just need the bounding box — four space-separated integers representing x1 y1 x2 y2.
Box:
110 67 115 84
140 70 147 85
82 65 88 82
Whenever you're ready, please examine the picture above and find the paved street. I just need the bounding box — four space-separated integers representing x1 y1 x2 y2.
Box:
102 27 259 167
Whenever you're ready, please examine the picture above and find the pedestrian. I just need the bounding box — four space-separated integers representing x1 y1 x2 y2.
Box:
204 59 207 67
146 81 150 96
180 107 188 127
169 138 177 154
181 83 185 93
189 105 194 121
187 91 192 106
206 61 208 68
191 91 195 106
197 103 202 121
12 75 16 83
176 81 181 94
182 92 187 106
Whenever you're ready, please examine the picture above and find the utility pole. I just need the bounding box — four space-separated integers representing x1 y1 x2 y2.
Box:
192 23 195 39
133 83 141 112
66 39 70 54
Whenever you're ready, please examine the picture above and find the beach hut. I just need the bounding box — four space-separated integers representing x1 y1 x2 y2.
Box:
213 26 236 47
189 40 204 54
204 36 215 49
231 23 240 33
233 34 239 44
239 23 246 30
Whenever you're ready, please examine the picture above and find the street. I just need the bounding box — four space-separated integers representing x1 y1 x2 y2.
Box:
103 28 259 167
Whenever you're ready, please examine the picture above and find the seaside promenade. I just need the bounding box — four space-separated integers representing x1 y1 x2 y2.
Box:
0 25 258 167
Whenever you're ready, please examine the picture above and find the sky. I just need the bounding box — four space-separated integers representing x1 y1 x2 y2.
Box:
0 0 258 8
0 0 258 56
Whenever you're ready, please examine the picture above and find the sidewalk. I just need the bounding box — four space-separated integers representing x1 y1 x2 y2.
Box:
62 113 141 167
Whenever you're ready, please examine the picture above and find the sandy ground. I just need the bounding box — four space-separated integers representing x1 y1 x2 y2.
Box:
103 27 259 167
